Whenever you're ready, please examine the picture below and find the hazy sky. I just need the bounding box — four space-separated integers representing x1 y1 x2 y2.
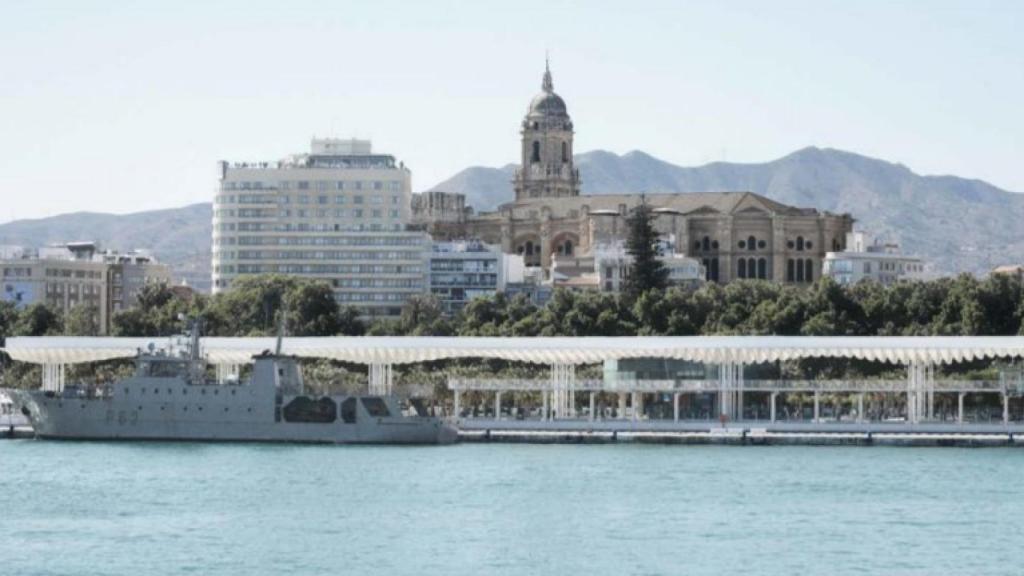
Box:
1 0 1021 221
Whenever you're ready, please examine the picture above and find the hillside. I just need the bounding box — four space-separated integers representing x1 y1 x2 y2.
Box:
0 203 212 288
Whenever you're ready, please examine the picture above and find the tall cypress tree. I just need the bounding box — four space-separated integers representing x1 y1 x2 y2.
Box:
624 198 670 299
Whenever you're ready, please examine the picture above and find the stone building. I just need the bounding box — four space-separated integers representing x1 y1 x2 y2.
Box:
418 63 854 285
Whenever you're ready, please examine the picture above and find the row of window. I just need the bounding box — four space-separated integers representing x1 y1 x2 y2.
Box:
218 208 403 220
787 259 815 283
430 273 499 288
429 260 498 273
222 180 403 192
331 278 422 289
737 258 769 279
224 264 424 275
233 235 423 247
217 193 403 207
234 250 424 261
219 222 404 233
335 292 417 302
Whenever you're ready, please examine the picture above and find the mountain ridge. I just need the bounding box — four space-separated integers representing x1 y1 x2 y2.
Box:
0 148 1018 279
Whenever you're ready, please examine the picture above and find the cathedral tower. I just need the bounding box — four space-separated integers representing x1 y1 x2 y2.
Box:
513 59 580 202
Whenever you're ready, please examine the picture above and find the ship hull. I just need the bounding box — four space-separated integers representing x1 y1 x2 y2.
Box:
10 390 457 445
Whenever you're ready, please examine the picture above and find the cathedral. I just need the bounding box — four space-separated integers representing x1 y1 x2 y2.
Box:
416 62 854 285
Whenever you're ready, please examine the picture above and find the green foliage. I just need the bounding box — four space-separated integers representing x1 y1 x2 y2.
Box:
65 304 101 336
6 272 1023 343
623 199 670 300
13 303 64 336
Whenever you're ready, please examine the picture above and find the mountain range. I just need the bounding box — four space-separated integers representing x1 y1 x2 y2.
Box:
0 147 1019 281
429 147 1024 275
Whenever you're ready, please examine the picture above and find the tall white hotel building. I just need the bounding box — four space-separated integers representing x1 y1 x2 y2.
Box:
212 138 428 318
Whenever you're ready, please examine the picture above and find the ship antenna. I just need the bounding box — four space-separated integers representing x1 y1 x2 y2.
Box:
275 309 286 356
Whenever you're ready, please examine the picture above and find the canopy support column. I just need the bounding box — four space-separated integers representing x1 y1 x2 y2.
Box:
958 392 965 425
673 392 680 422
906 361 934 424
618 393 627 420
549 363 575 420
42 363 66 393
453 389 461 419
770 392 777 423
589 392 596 421
719 362 741 420
368 363 393 396
1004 393 1010 426
494 391 502 421
857 394 864 423
813 391 820 422
216 363 240 384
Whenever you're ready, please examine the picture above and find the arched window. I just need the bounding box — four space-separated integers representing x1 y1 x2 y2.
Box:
757 258 767 279
748 258 757 278
787 259 795 282
738 258 747 279
796 259 805 282
561 142 569 163
531 141 541 163
748 235 756 251
702 259 711 280
710 258 719 282
804 259 813 282
564 239 573 256
525 241 534 255
796 236 805 251
702 236 710 252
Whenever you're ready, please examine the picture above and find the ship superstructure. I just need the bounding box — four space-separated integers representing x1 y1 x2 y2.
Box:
11 323 455 444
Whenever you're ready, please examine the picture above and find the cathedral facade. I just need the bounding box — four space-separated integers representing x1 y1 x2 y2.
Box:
420 63 854 285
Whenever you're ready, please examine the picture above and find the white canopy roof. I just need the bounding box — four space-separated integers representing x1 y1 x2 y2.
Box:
4 336 1024 366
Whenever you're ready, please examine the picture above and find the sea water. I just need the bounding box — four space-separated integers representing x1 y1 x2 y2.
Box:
1 441 1021 576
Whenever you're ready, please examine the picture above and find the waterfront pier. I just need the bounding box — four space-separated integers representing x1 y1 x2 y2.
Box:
3 335 1023 444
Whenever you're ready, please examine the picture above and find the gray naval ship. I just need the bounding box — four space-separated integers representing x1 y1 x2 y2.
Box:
11 325 457 445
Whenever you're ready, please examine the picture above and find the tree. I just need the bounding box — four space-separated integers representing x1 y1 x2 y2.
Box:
623 198 669 299
13 303 63 336
65 303 101 336
284 281 344 336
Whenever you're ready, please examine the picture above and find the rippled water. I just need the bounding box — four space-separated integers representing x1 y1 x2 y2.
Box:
1 441 1021 576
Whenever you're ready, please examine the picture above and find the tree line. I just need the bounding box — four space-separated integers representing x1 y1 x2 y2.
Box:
2 272 1022 341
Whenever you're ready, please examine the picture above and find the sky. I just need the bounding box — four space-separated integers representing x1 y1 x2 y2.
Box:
0 0 1021 221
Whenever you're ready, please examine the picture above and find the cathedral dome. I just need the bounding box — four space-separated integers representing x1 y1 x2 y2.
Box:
527 60 569 118
529 91 567 116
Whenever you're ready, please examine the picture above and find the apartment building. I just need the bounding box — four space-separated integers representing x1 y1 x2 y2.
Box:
213 138 429 318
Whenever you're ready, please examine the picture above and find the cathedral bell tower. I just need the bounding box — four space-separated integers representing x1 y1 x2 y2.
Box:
513 59 581 202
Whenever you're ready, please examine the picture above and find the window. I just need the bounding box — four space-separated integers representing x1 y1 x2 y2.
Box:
561 141 568 163
531 141 540 163
787 259 795 282
298 181 310 190
796 236 805 251
748 235 756 251
757 258 767 279
361 397 390 417
738 258 747 278
804 259 813 282
340 398 357 424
